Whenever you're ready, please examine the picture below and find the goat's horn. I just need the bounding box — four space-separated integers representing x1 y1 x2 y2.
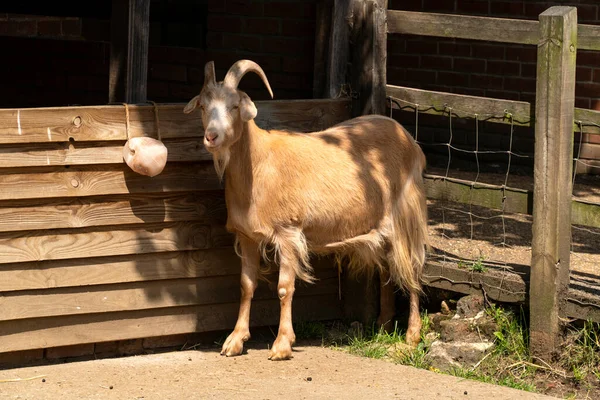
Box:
204 61 216 87
223 60 274 99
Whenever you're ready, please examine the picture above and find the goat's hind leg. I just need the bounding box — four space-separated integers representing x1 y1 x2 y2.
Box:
377 269 396 333
221 235 260 357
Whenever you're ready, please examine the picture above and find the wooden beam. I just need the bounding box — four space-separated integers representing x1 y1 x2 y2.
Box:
0 99 352 144
0 294 342 353
0 164 220 201
387 10 539 45
327 0 352 98
387 85 532 126
388 84 600 134
0 192 226 233
109 0 151 103
313 0 333 98
530 6 577 359
387 10 600 51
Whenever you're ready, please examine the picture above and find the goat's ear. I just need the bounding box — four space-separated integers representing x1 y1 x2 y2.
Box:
240 93 257 121
183 95 200 114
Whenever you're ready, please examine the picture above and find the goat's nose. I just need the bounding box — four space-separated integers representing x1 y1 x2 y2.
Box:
205 130 219 144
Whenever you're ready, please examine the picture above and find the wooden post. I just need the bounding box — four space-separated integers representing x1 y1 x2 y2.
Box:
530 6 577 359
109 0 151 104
326 0 352 98
351 0 388 117
313 0 333 99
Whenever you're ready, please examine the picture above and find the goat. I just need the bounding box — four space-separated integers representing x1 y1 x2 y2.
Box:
183 60 429 361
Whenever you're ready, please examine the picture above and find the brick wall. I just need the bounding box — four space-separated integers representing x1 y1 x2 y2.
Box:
388 0 600 111
0 1 317 108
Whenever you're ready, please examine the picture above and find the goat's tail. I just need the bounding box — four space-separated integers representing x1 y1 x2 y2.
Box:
388 152 429 294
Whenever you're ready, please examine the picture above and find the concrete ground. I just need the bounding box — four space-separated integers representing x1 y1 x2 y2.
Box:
0 342 558 400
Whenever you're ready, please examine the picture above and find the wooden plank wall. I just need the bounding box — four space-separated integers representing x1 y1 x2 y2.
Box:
0 99 351 354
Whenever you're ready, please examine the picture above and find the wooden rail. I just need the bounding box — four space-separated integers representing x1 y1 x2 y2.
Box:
387 10 600 51
387 84 600 135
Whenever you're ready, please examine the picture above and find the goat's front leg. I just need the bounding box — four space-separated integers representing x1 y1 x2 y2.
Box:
268 249 297 361
221 235 259 357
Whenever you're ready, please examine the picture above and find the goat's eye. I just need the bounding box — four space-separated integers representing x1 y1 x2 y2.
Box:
230 105 239 111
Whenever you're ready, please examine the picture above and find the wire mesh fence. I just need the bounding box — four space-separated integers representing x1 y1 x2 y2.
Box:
387 94 600 307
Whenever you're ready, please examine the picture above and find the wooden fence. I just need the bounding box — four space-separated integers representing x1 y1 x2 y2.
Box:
379 4 600 357
0 99 350 355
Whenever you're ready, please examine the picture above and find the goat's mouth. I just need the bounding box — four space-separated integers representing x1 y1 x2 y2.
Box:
203 140 222 152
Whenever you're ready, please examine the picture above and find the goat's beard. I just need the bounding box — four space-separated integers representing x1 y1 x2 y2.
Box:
212 149 230 182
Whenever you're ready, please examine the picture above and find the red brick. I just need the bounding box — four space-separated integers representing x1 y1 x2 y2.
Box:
472 44 505 60
453 57 486 73
520 92 535 104
388 0 423 11
578 67 593 82
150 63 188 82
457 0 489 15
505 46 536 63
264 2 316 18
46 344 94 359
67 75 107 92
523 3 548 18
578 50 600 67
281 19 315 36
421 55 452 69
388 54 420 67
148 81 170 98
268 72 312 90
520 63 536 78
438 41 471 57
405 68 437 84
62 19 81 36
387 67 406 83
263 37 312 55
505 76 536 92
576 82 600 98
282 56 312 73
576 5 598 24
207 15 243 33
206 32 224 48
208 0 226 13
471 74 504 89
4 21 37 36
423 0 455 12
457 87 486 97
82 18 110 42
170 82 200 99
406 39 437 55
244 17 280 35
490 1 524 16
487 60 520 75
486 90 520 101
226 0 264 16
37 20 61 36
594 69 600 83
223 33 262 53
593 99 600 112
438 71 469 87
576 97 591 109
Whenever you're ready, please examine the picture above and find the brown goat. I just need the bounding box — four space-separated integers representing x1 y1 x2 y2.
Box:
184 60 429 361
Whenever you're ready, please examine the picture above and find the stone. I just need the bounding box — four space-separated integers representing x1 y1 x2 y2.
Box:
456 295 485 318
426 340 495 372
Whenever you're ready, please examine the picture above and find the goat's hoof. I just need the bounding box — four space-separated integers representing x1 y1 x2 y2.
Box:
268 338 293 361
220 330 249 357
405 328 421 348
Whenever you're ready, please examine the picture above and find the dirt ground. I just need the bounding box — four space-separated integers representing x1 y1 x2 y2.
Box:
0 341 557 400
